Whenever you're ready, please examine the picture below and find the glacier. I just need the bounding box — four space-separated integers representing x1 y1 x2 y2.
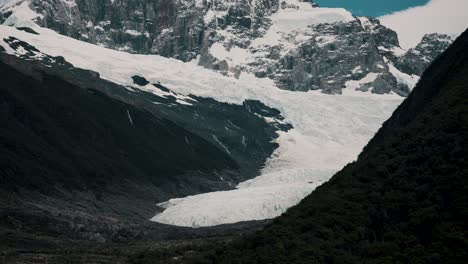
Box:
152 168 336 227
0 1 404 227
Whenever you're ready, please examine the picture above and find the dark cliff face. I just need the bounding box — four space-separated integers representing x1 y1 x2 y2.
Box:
140 29 468 263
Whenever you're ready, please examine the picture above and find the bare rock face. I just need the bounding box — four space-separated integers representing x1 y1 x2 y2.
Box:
395 33 453 76
270 18 402 94
29 0 205 61
20 0 280 62
199 11 415 95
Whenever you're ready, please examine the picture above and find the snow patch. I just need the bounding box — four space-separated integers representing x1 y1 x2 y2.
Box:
251 3 353 49
125 29 141 36
209 42 249 67
0 0 43 28
345 72 379 91
388 63 420 90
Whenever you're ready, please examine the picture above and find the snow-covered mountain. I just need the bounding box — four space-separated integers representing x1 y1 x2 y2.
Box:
0 0 454 228
0 0 453 96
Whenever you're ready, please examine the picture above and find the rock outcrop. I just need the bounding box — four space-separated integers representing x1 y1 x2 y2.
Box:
395 33 453 76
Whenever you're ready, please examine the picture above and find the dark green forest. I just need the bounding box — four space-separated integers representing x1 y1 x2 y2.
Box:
131 30 468 264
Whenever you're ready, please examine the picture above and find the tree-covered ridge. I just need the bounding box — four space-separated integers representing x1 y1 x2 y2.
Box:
133 29 468 263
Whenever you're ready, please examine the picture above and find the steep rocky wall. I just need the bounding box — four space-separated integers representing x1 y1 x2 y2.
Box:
273 18 404 94
24 0 279 62
395 33 453 76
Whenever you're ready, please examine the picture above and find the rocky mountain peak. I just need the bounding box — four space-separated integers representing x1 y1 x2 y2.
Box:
395 33 453 76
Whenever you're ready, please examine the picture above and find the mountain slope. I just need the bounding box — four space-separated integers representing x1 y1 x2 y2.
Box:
0 33 293 247
138 28 468 263
0 55 237 232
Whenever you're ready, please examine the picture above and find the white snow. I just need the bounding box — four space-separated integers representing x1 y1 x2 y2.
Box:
0 0 43 28
125 29 141 36
358 16 374 32
379 0 468 49
351 66 362 74
209 42 250 66
0 23 403 227
344 72 379 91
152 184 313 227
237 168 335 189
152 168 335 227
388 63 420 91
204 9 216 24
252 1 353 47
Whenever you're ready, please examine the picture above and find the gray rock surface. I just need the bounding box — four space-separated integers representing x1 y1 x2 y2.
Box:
395 33 453 76
5 0 278 62
269 18 400 94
